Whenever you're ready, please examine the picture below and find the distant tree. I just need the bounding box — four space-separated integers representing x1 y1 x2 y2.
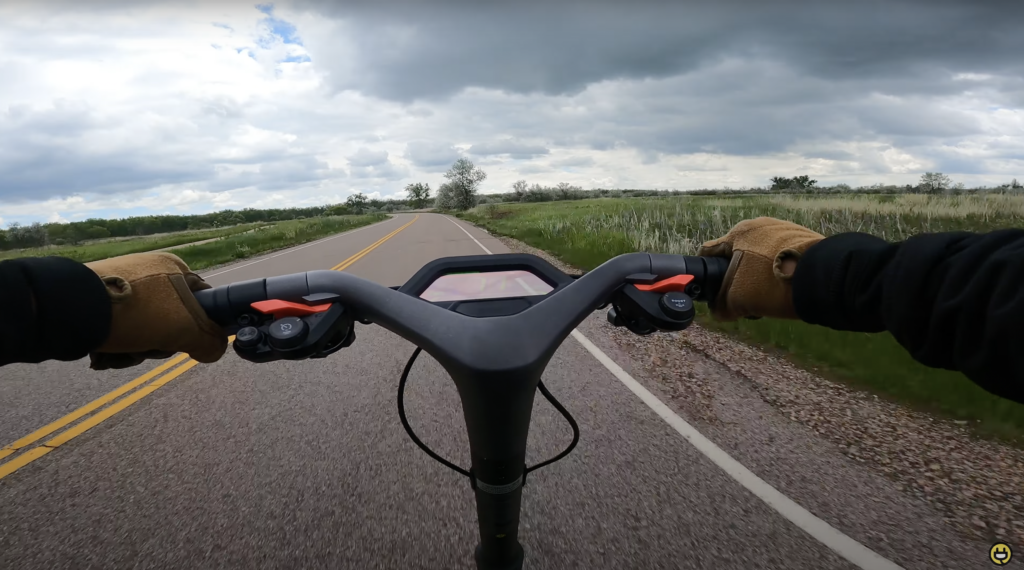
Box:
555 182 583 200
792 175 818 190
771 175 818 191
526 183 550 202
999 178 1023 190
434 182 457 210
346 192 368 214
405 182 432 209
511 180 528 202
436 158 486 211
82 225 111 240
6 222 48 249
919 172 952 194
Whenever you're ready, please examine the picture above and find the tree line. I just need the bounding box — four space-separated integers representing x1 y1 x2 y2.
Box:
5 156 1021 251
0 202 415 251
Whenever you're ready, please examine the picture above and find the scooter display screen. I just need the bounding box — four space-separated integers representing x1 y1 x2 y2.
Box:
419 270 554 302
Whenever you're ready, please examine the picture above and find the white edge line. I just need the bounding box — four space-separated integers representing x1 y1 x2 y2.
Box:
200 216 399 278
568 331 902 570
445 216 493 254
455 214 903 570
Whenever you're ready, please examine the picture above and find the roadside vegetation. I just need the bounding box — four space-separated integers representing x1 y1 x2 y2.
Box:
0 201 411 254
0 223 265 263
170 214 387 270
460 192 1024 444
1 214 387 267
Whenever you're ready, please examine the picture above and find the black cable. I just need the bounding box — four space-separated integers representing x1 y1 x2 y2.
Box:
397 347 472 478
397 347 580 480
526 381 580 474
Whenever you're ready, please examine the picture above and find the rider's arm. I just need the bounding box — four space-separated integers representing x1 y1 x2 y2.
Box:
0 257 112 366
792 229 1024 403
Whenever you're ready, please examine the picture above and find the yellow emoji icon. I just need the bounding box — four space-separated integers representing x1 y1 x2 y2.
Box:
990 542 1012 565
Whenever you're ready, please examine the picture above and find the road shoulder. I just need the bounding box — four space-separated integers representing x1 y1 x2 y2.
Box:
463 220 1011 566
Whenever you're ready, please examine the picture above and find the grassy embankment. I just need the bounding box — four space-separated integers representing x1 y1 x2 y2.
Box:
170 214 388 270
0 224 264 263
461 193 1024 443
1 215 388 268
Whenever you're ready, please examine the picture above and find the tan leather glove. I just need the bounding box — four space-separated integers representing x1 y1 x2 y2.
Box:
85 252 228 370
697 217 824 321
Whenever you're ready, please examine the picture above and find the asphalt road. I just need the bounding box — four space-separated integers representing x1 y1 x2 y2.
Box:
0 213 989 569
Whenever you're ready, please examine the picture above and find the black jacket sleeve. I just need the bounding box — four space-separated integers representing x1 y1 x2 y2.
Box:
0 257 112 367
792 229 1024 403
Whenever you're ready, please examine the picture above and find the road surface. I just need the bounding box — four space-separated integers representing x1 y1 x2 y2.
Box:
0 213 988 569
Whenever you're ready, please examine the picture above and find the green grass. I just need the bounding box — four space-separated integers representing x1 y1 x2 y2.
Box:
0 224 265 263
170 214 388 270
461 194 1024 444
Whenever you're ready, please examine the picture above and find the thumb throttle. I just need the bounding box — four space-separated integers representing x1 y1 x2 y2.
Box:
607 275 697 335
233 302 356 363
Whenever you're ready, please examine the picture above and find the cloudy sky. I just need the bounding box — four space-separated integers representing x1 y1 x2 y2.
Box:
1 0 1022 226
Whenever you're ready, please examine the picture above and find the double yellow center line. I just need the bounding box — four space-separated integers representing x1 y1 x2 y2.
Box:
0 215 418 481
331 216 417 271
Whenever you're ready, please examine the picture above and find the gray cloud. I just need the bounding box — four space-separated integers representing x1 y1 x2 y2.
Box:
0 102 208 201
346 147 390 167
551 155 595 168
346 149 409 180
403 140 463 167
295 0 1024 102
468 139 550 158
0 95 349 202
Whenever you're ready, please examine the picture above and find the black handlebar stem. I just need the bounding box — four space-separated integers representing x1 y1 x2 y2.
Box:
194 252 728 570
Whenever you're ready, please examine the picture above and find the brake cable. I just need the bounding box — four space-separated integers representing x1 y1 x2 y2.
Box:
397 347 581 484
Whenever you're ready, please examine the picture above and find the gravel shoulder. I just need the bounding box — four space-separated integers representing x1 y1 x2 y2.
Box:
486 230 1024 551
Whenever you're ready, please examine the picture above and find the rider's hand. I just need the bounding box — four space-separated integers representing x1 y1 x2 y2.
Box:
697 217 824 321
85 252 228 370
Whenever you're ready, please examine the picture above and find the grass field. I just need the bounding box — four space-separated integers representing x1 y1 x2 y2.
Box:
0 224 264 263
1 215 388 270
170 214 388 270
462 193 1024 443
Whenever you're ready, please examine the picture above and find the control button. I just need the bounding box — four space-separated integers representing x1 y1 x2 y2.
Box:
235 326 263 349
659 292 694 321
268 317 308 350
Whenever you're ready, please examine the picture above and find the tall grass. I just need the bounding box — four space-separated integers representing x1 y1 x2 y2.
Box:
464 194 1024 444
478 194 1024 260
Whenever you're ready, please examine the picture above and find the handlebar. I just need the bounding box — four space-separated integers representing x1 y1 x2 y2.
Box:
193 252 728 570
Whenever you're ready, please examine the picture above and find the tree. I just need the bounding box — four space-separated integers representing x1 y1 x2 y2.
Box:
919 172 952 194
405 182 431 209
434 182 458 210
1000 178 1023 190
555 182 583 200
82 225 111 240
437 158 486 211
511 180 528 202
6 222 48 249
346 192 368 214
770 175 818 191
